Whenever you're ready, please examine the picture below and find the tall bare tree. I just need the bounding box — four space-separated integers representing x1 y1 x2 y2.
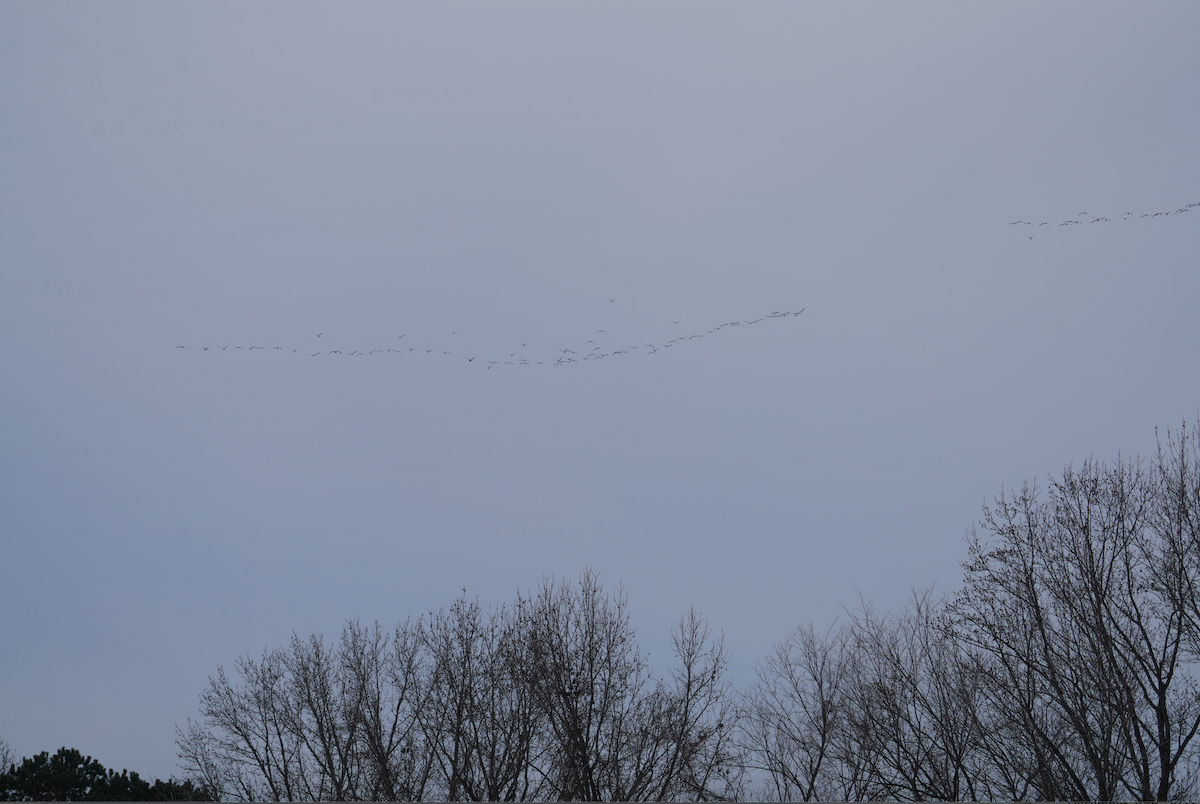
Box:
177 619 435 801
422 594 549 801
520 570 655 801
739 621 856 801
281 631 365 799
518 571 738 801
653 608 742 801
339 619 435 801
841 589 992 802
952 454 1200 801
177 648 304 801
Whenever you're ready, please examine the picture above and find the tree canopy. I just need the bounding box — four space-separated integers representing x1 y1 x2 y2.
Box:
0 746 213 802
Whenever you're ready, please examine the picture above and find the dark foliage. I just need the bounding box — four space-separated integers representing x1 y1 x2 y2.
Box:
0 746 214 802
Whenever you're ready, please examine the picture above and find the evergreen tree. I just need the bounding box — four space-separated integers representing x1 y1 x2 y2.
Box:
0 747 106 801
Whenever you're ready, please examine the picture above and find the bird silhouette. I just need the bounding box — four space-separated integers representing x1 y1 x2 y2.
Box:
1013 200 1197 236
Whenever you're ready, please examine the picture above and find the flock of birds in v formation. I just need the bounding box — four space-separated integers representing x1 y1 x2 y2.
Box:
1010 200 1199 239
175 308 806 369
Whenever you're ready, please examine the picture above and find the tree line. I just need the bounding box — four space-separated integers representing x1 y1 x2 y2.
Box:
741 421 1200 801
7 420 1200 801
178 420 1200 801
0 742 211 801
175 571 739 802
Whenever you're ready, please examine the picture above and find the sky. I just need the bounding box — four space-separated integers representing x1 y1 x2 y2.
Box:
1 1 1198 783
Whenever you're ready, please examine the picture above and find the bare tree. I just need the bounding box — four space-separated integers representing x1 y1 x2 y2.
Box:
952 454 1200 801
422 597 482 800
653 608 742 801
742 594 997 803
841 589 992 802
742 428 1200 803
177 619 435 801
344 618 437 801
281 631 365 799
1152 419 1200 654
0 736 15 775
517 570 736 801
739 621 856 801
176 570 729 801
422 594 549 801
177 717 234 800
520 570 654 801
176 648 304 801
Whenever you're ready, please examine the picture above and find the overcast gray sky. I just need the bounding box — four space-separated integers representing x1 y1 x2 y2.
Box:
1 1 1198 782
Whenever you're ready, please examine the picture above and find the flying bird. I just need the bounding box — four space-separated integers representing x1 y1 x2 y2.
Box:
182 302 809 370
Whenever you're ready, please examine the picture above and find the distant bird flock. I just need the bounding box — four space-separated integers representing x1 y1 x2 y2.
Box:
175 308 805 368
1009 200 1198 239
